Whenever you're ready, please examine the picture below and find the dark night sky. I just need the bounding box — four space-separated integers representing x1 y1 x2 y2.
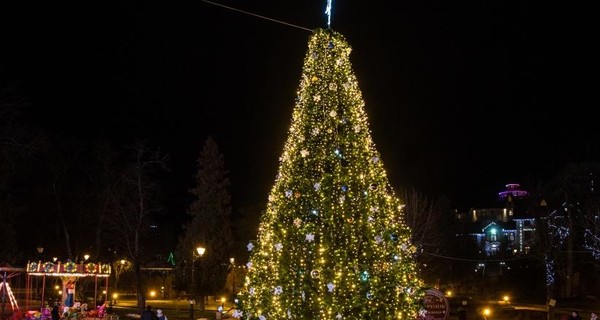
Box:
1 0 595 214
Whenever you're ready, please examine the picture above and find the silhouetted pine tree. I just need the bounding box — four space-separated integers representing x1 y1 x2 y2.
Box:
175 136 234 310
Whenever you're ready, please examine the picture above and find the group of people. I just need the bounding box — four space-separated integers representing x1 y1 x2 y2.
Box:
141 305 167 320
558 311 597 320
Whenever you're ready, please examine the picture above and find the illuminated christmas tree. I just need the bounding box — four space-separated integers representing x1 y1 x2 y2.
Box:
235 28 424 320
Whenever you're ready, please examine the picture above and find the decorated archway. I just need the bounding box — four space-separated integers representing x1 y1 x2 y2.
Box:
25 260 111 313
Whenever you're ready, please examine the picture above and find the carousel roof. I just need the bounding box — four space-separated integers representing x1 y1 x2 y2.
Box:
26 260 111 277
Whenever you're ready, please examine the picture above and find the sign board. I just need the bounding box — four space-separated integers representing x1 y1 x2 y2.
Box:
416 289 449 320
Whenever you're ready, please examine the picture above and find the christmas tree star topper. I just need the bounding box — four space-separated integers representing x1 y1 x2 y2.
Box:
325 0 333 28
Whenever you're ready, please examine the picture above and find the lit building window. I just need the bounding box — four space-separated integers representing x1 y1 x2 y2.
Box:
490 228 497 241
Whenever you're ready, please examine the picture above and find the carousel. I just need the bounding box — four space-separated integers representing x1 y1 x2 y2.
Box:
25 260 111 320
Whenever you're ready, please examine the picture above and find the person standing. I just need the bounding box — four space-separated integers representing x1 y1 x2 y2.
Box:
591 312 598 320
141 305 156 320
457 306 467 320
156 309 167 320
51 302 60 320
569 311 582 320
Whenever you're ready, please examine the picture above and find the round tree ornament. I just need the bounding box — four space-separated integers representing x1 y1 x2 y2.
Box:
311 269 320 278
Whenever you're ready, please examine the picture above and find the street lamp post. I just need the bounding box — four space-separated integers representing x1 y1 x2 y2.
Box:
190 246 205 320
36 246 44 301
114 259 128 294
229 258 236 299
189 299 195 320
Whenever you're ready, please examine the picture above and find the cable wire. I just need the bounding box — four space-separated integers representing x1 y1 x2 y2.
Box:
201 0 313 32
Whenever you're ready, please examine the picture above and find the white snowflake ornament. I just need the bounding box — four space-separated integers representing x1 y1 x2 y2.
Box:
232 310 243 318
300 149 309 157
327 283 335 292
274 286 283 295
306 233 315 242
275 243 283 251
247 242 254 251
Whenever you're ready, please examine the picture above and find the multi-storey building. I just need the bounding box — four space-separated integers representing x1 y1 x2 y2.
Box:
456 183 535 257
